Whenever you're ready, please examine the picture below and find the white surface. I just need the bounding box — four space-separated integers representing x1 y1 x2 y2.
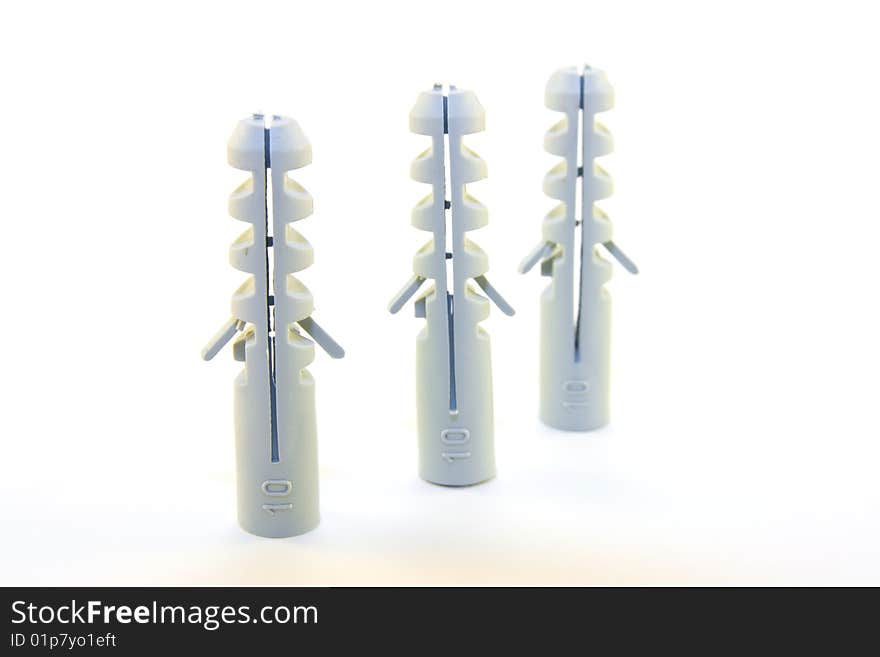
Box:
1 0 879 585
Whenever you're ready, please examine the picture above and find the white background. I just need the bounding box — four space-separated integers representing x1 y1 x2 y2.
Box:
1 0 878 585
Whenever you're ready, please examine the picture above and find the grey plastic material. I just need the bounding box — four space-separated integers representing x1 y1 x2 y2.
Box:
203 114 343 538
389 85 512 486
519 66 636 432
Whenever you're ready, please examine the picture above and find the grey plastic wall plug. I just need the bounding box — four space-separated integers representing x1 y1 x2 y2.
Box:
519 66 637 431
389 85 514 486
202 114 344 538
